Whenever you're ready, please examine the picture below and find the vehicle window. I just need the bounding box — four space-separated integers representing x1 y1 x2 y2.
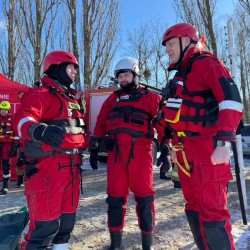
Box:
241 125 250 136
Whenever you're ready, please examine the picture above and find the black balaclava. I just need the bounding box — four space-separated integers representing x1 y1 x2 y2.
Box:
46 62 73 88
117 70 139 94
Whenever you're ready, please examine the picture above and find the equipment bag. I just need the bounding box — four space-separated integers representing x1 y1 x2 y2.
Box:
0 206 29 250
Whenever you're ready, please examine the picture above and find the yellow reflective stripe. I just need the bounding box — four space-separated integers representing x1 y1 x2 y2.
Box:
177 131 186 137
165 108 181 123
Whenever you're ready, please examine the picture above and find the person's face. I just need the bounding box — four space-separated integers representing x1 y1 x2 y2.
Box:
0 109 8 116
117 71 134 86
165 36 190 64
66 63 78 82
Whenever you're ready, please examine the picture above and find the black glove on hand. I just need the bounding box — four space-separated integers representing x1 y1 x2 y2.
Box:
89 136 101 170
11 144 19 157
90 148 99 170
17 153 26 167
34 124 66 148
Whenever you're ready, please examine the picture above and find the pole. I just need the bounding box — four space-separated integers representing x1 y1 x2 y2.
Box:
227 20 248 224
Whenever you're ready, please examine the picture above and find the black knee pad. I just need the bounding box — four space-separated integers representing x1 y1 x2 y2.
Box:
26 218 60 249
53 213 76 244
135 195 154 232
203 221 231 250
2 159 10 175
106 196 126 228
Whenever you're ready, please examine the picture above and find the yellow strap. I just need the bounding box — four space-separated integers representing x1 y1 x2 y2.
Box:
177 131 186 137
0 136 14 139
165 108 181 123
172 144 191 177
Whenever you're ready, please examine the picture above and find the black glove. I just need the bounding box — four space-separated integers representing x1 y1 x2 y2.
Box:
89 136 102 170
11 144 19 157
103 136 115 151
34 124 66 148
90 148 99 170
17 152 26 167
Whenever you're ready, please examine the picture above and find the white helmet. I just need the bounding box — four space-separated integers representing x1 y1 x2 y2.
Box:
114 58 140 78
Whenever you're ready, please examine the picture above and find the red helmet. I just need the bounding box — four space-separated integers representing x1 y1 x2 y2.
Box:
43 51 79 72
162 23 199 46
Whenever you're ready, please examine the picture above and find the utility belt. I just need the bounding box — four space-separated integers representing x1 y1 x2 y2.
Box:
22 149 83 178
24 147 85 159
106 128 153 167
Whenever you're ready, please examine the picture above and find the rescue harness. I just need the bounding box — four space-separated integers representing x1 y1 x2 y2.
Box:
23 79 86 201
160 52 221 177
106 88 155 167
160 51 220 137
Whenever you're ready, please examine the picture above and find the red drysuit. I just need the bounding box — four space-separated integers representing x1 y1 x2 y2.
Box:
94 87 161 233
12 76 86 249
0 113 19 180
159 48 243 250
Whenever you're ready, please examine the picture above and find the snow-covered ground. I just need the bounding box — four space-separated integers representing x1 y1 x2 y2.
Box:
0 156 250 249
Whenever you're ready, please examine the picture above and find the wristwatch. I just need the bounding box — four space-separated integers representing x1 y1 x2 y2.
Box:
216 140 231 147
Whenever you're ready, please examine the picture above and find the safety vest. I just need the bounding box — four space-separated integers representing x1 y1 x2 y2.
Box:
160 52 219 136
24 77 86 159
0 115 15 143
106 88 154 139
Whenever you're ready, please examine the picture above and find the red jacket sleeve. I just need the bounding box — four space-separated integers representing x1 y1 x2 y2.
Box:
12 88 53 140
192 57 243 138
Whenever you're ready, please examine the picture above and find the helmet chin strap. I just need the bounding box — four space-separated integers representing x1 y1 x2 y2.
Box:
174 38 192 70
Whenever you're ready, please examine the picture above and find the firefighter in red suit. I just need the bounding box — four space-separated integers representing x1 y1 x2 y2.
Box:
159 23 243 250
12 51 86 250
0 101 20 195
89 58 162 250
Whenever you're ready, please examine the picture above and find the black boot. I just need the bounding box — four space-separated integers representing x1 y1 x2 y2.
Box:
108 230 122 250
0 178 9 195
15 175 24 188
0 188 8 195
159 173 171 180
203 221 232 250
185 210 205 250
142 232 154 250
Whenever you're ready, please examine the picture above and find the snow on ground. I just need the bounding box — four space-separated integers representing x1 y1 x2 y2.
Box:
0 156 250 249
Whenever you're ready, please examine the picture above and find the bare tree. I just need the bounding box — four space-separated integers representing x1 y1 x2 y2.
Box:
0 0 24 80
123 19 170 88
173 0 217 54
239 0 250 15
234 4 250 122
64 0 81 86
147 19 170 87
126 23 155 84
82 0 120 89
18 0 60 85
